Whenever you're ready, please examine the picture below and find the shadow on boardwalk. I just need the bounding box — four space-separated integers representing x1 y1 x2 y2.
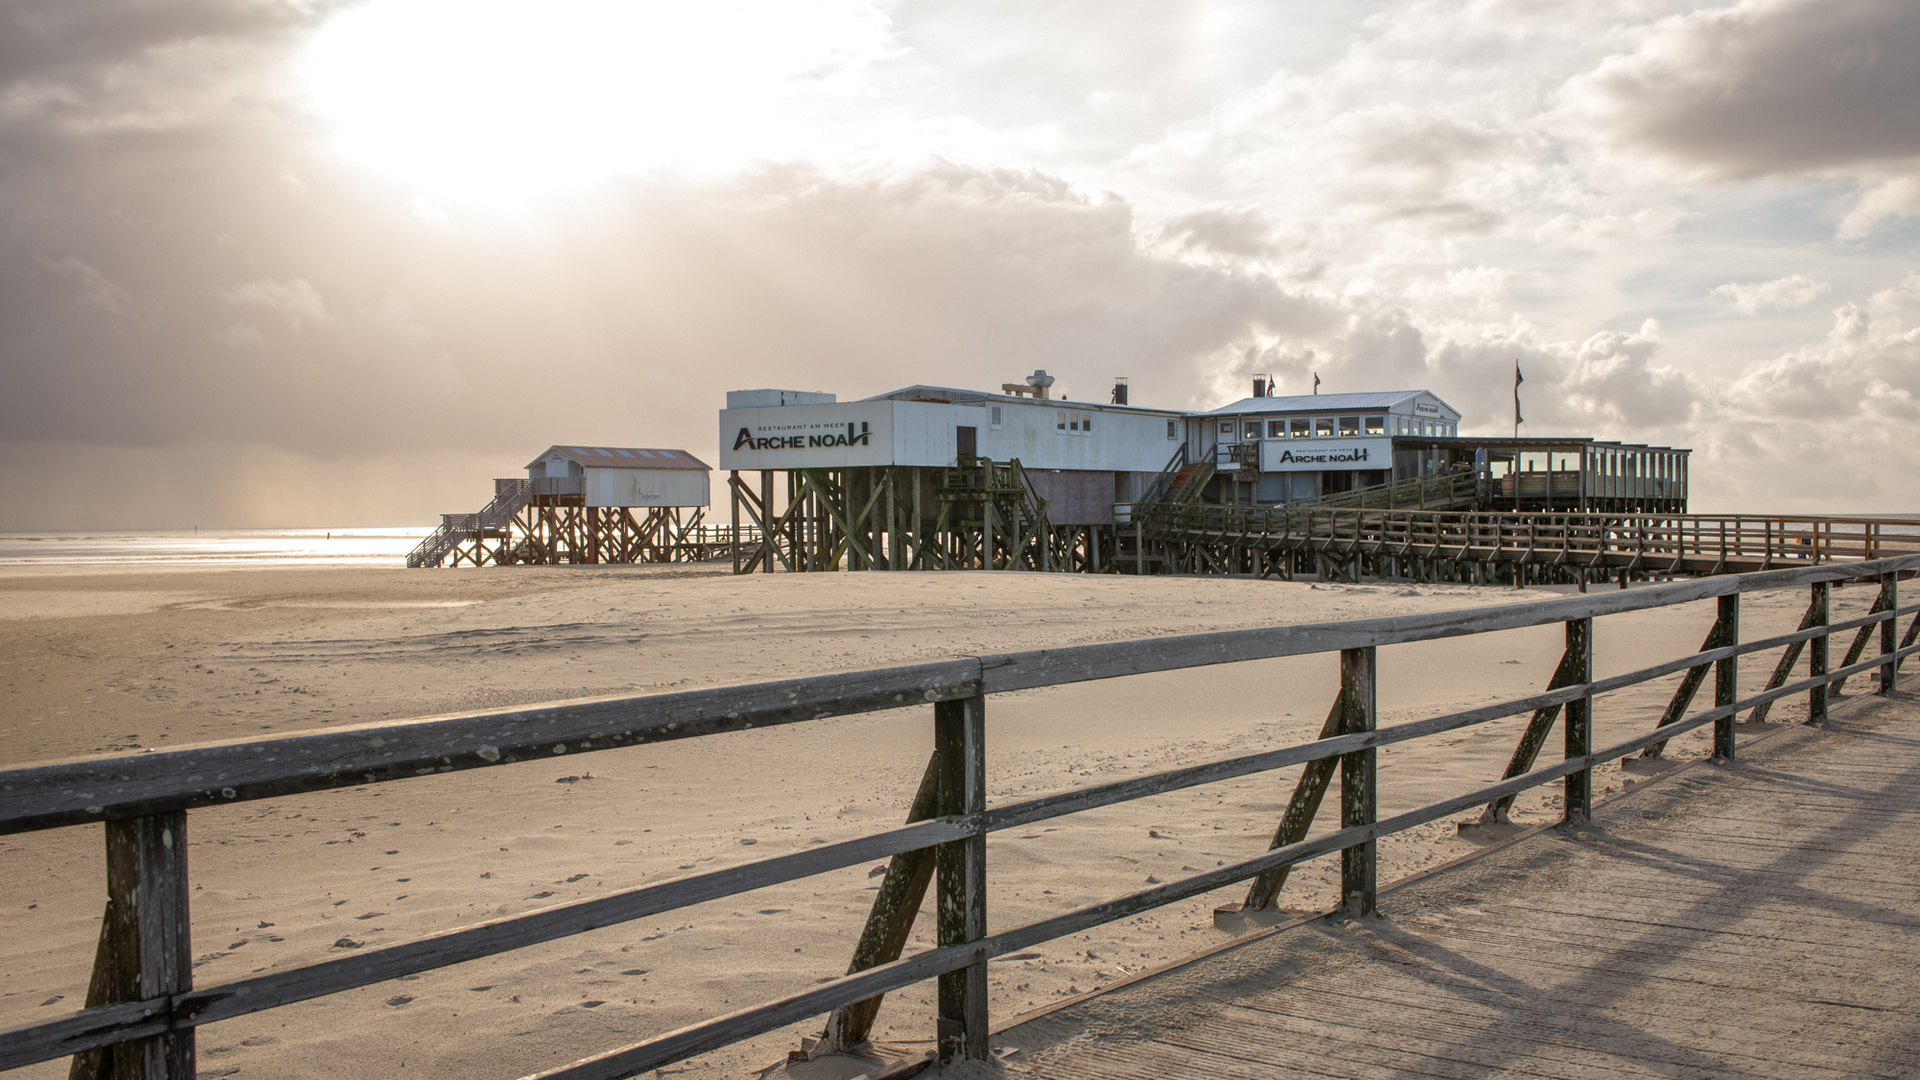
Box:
997 690 1920 1079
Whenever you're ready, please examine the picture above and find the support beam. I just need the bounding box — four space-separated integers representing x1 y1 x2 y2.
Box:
1564 617 1594 823
1339 648 1378 918
1714 595 1739 761
70 813 193 1080
1882 575 1899 694
934 696 987 1063
1808 581 1830 723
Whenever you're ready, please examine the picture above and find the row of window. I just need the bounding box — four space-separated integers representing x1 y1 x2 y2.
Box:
988 405 1109 436
1056 410 1095 435
1000 407 1456 441
1219 415 1458 441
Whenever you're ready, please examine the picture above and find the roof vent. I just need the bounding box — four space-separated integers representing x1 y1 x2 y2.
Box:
1001 368 1057 400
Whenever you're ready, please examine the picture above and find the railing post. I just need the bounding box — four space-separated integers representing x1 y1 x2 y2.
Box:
935 694 988 1063
1564 618 1594 823
1714 594 1739 760
1880 573 1898 695
1338 647 1377 918
1809 581 1830 722
73 812 193 1080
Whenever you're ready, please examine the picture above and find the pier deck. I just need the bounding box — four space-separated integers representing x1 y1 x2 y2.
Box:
997 691 1920 1079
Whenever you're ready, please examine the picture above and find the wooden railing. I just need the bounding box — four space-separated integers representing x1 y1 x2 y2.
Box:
407 479 537 568
1297 468 1479 512
4 557 1918 1078
1134 504 1920 573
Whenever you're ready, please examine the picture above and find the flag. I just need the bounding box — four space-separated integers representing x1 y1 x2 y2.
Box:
1513 359 1524 431
1313 372 1321 395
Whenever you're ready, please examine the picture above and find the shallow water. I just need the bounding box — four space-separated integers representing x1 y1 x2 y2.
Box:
0 527 431 568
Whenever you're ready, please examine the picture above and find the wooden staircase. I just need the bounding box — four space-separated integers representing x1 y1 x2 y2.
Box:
406 479 534 568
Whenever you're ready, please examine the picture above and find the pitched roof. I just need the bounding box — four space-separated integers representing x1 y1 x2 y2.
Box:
1205 390 1458 417
525 446 711 471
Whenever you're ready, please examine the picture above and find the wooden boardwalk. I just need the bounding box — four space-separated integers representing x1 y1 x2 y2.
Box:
997 692 1920 1079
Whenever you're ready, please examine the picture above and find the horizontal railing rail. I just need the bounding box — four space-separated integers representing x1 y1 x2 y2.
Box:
1132 504 1920 572
4 554 1916 1078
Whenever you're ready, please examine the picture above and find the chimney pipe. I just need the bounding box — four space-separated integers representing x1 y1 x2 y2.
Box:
1252 377 1266 399
1024 368 1055 401
1111 377 1129 406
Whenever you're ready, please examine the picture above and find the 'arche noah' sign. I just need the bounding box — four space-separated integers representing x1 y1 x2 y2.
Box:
1259 437 1393 472
718 402 896 470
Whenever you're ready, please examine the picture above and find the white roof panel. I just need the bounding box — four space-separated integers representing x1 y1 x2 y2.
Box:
525 446 711 471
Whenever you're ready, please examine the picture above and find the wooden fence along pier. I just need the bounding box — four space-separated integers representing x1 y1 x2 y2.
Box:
4 555 1918 1078
1124 505 1920 587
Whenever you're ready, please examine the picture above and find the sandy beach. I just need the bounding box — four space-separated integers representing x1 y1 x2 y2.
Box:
0 562 1870 1079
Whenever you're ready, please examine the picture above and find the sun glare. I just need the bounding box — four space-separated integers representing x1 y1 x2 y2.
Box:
303 0 891 203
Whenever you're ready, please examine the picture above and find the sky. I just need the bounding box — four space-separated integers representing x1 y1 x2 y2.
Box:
2 0 1917 528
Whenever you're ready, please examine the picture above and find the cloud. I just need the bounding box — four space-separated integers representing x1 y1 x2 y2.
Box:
1696 283 1920 506
36 254 134 316
1837 176 1920 238
0 0 314 88
7 0 1920 526
1710 275 1831 314
1579 0 1920 175
1157 207 1279 260
223 276 332 329
1728 287 1920 422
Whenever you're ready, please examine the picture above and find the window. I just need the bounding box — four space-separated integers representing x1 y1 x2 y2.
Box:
1057 412 1066 432
1338 416 1359 437
1219 421 1234 435
1069 414 1080 432
990 406 1003 429
1083 413 1093 434
1268 420 1286 439
1290 419 1310 439
1314 417 1334 437
1244 421 1260 440
1167 419 1178 440
1364 415 1385 436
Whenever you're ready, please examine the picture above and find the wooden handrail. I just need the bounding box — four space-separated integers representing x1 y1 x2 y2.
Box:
5 554 1917 1077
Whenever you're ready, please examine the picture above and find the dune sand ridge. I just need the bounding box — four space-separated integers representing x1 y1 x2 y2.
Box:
0 564 1861 1078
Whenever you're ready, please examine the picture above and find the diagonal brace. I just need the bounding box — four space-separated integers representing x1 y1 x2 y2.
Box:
1242 691 1345 911
1832 579 1896 695
1480 646 1580 823
815 755 940 1053
1642 612 1734 759
1748 593 1826 724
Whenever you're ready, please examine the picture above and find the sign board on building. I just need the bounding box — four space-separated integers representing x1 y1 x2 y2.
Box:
719 403 897 470
1259 438 1393 472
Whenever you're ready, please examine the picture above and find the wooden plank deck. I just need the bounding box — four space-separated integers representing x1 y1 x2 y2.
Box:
996 691 1920 1079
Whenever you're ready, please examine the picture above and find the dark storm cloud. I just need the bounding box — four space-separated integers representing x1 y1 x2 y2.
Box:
0 122 1344 461
1585 0 1920 175
0 0 322 86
